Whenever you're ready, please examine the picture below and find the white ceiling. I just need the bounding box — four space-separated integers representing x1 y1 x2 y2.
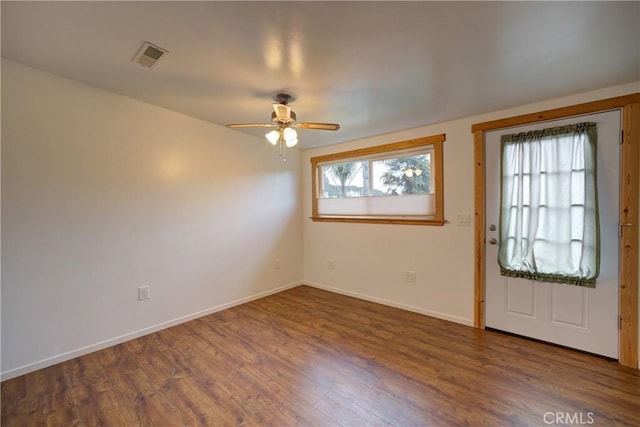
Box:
2 1 639 149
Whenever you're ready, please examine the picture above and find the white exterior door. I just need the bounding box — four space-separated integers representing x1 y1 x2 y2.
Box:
485 110 621 359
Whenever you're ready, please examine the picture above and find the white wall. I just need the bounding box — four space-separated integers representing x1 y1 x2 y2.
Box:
1 60 303 379
302 81 640 358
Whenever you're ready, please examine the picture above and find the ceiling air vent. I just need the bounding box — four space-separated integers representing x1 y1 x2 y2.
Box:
132 41 168 68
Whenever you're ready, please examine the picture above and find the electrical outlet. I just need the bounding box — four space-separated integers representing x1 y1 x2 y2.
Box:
404 271 416 283
328 259 336 270
138 286 150 301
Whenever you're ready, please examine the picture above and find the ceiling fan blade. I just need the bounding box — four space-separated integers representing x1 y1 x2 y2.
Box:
273 103 292 121
297 122 340 131
226 123 276 129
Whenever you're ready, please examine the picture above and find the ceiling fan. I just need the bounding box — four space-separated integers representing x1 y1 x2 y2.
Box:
226 93 340 157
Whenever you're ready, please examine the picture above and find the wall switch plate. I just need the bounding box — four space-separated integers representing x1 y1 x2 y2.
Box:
138 286 150 301
328 259 336 270
456 213 471 226
274 259 280 270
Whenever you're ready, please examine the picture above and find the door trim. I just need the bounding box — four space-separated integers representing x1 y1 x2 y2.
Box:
471 93 640 368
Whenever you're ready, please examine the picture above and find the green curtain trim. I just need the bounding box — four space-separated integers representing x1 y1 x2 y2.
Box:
499 268 596 288
501 122 597 144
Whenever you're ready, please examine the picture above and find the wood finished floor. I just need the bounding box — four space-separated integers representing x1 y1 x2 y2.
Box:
2 285 639 426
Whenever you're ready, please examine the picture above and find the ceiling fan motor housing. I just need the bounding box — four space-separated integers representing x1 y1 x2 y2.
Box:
271 110 296 124
273 92 295 105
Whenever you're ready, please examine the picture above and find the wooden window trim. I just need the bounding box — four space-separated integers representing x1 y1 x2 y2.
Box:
310 134 446 226
472 93 640 368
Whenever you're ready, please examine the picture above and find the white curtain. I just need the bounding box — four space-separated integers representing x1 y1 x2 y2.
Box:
498 122 599 287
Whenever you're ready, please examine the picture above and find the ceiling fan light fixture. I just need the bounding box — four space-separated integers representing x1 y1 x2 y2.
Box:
404 167 423 178
285 137 298 148
283 127 298 147
265 130 280 145
283 127 297 141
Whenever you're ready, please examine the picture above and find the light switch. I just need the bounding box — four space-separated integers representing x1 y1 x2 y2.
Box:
456 214 471 226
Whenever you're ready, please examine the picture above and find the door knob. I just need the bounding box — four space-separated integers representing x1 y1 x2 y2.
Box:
488 238 497 245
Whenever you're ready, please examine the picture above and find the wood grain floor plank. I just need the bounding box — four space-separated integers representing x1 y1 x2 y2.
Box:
314 389 395 427
2 285 639 426
67 353 136 426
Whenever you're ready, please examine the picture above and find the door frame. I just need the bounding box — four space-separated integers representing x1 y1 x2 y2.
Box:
471 93 640 368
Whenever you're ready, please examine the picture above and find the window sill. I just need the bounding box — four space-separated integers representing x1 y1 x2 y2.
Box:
310 216 447 226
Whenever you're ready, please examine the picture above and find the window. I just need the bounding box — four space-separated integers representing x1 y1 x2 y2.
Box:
498 122 599 286
310 134 445 225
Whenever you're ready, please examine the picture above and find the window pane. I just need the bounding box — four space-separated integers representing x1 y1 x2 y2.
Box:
310 133 445 225
372 153 431 196
321 161 366 198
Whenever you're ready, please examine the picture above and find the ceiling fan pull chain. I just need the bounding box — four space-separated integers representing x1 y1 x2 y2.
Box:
279 139 287 161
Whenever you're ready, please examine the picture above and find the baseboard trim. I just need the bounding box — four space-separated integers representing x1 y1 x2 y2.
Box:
1 281 302 381
303 281 474 327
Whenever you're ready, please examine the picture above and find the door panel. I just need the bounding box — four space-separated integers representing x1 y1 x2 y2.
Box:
506 280 536 317
485 110 620 358
550 286 587 328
